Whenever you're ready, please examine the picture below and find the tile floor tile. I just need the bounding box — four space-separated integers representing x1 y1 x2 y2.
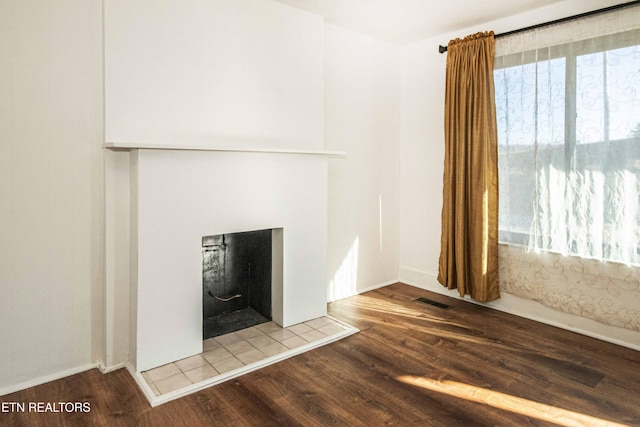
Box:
225 340 255 356
154 373 192 394
305 317 334 329
203 338 222 351
150 384 161 397
184 364 219 383
286 323 313 336
236 348 266 365
317 323 346 336
247 334 277 349
281 336 308 349
175 355 207 372
268 329 296 341
202 347 233 364
141 372 152 384
212 357 245 374
214 332 244 347
255 321 282 334
260 342 288 357
235 327 265 340
300 329 327 343
145 363 181 383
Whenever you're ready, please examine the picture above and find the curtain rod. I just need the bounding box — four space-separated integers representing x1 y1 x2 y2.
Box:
438 0 640 53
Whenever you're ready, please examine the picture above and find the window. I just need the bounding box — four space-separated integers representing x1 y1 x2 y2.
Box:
494 29 640 265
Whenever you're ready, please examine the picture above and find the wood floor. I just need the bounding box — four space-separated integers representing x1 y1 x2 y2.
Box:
3 283 640 426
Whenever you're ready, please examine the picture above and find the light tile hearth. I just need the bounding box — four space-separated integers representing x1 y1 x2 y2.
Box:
139 316 357 404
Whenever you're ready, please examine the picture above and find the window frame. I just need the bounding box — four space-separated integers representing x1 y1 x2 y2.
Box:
494 29 640 259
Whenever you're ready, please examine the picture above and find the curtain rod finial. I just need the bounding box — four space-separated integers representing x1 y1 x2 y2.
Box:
439 45 448 54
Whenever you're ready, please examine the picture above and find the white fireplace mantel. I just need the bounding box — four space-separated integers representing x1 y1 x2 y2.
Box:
116 145 336 372
103 142 346 158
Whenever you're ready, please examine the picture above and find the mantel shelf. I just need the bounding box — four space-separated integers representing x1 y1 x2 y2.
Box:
103 142 346 158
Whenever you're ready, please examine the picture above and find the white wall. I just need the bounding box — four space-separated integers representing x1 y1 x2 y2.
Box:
104 150 130 369
105 0 324 150
325 24 401 300
0 0 103 392
398 0 640 349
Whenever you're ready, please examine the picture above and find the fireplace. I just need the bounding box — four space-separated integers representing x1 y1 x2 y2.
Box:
115 148 331 372
202 229 274 338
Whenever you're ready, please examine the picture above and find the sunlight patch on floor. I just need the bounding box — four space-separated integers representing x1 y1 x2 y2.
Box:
397 375 629 427
342 295 538 352
344 294 427 318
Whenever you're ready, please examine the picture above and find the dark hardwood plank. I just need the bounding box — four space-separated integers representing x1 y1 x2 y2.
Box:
2 282 639 426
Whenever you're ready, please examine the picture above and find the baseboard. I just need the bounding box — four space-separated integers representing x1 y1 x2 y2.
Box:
126 362 158 406
0 363 99 397
327 278 399 303
399 266 640 352
0 361 128 397
356 279 400 296
98 362 127 374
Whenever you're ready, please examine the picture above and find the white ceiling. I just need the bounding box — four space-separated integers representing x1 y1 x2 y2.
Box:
273 0 570 44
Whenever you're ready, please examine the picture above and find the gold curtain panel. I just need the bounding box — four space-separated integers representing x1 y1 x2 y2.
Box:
437 31 500 302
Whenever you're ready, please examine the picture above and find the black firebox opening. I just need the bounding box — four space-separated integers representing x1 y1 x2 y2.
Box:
202 229 272 339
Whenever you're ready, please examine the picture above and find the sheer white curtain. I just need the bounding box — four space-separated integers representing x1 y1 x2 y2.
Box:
494 5 640 331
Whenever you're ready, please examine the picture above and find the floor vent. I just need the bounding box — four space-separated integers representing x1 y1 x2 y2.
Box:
413 297 451 310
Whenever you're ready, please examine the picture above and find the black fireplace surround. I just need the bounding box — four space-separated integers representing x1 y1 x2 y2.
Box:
202 229 272 339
